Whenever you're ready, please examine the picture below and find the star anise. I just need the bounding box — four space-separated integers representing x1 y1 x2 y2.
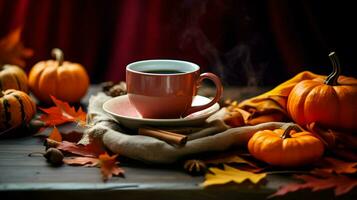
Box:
183 159 207 176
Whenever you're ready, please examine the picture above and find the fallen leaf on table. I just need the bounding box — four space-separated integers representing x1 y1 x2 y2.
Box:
99 153 124 181
0 26 33 67
63 157 99 167
270 174 357 197
35 125 84 143
202 164 266 187
57 138 105 158
48 126 62 142
39 96 86 126
204 154 258 168
313 157 357 174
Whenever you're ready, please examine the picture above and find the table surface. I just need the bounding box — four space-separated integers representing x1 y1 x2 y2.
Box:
0 86 356 200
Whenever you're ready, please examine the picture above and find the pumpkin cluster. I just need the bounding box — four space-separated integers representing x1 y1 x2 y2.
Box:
0 48 89 132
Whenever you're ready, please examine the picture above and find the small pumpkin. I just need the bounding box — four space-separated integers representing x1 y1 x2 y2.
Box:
0 64 29 93
0 89 36 131
248 124 324 167
29 48 89 104
287 52 357 131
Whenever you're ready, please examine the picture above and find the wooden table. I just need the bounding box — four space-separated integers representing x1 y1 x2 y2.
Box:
0 86 356 200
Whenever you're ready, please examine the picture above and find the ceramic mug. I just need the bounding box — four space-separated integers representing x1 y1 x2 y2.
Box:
126 59 223 119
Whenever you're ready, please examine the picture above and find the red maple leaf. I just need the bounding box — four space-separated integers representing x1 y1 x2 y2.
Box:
270 174 357 197
57 138 105 158
39 96 86 126
99 153 124 181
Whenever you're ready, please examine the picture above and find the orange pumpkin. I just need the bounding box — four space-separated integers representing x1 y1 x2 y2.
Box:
28 48 89 104
0 64 29 93
0 89 36 131
248 124 324 167
287 52 357 131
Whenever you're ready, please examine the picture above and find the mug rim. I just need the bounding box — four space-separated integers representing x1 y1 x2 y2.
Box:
126 59 200 76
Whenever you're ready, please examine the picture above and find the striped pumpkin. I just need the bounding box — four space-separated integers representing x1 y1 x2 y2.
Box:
0 65 29 93
0 89 36 131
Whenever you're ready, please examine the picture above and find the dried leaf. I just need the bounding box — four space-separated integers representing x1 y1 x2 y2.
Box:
202 164 266 187
99 153 124 181
61 131 83 143
270 174 357 197
57 138 105 158
314 157 357 174
40 96 86 126
204 154 257 168
48 126 62 142
35 125 84 143
63 157 99 167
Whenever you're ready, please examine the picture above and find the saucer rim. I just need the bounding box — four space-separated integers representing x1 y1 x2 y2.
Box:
102 94 220 123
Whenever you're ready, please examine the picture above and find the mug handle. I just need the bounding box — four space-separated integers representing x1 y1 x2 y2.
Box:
183 72 223 117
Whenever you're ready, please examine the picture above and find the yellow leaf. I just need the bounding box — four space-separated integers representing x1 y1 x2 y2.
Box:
202 164 266 187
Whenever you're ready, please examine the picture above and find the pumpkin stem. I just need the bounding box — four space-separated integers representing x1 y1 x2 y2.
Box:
281 123 303 139
51 48 64 67
325 52 341 86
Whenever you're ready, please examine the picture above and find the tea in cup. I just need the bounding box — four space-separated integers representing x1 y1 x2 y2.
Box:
126 59 222 119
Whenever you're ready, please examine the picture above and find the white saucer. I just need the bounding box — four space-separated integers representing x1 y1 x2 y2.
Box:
102 95 220 129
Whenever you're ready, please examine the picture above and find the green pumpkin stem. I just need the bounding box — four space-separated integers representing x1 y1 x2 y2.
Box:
51 48 64 67
281 124 303 139
325 52 341 86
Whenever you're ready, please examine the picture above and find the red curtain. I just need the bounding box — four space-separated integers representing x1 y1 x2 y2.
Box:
1 0 356 85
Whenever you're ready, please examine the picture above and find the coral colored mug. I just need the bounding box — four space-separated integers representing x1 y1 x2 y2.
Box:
126 59 223 119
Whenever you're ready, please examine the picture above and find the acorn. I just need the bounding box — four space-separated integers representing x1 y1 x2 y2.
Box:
29 148 64 166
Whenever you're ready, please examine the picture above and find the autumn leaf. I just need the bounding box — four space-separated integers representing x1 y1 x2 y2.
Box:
57 138 105 158
48 126 62 142
202 164 266 187
0 26 33 67
35 125 84 143
63 153 124 181
270 174 357 197
313 157 357 174
40 96 86 126
99 153 124 181
204 154 258 168
63 157 99 167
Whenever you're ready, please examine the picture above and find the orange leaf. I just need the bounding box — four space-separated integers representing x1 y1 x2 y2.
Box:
63 157 99 167
314 157 357 174
0 26 33 67
57 138 105 158
48 126 62 142
39 96 86 126
270 174 357 197
99 153 124 181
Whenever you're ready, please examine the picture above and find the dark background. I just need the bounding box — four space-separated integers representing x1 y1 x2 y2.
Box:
1 0 356 86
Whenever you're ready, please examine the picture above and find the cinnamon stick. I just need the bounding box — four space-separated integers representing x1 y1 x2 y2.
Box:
138 127 188 146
